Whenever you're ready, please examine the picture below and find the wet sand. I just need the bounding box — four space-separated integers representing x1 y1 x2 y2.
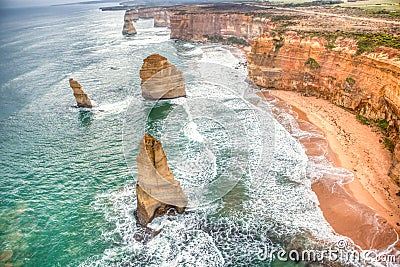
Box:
263 90 400 251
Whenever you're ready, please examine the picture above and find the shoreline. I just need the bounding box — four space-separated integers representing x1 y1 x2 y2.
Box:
263 90 400 251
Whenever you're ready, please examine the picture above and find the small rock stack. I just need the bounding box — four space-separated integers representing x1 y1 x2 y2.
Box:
69 78 92 108
122 9 137 36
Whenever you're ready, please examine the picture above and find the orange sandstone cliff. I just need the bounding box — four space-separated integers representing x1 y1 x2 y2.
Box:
138 7 170 27
247 32 400 181
165 3 400 180
167 7 400 181
170 13 266 43
154 9 170 27
138 7 165 19
125 9 139 22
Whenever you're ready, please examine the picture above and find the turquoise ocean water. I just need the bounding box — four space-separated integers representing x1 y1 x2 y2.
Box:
0 4 386 267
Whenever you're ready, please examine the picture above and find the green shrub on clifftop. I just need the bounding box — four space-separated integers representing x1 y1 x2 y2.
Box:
346 77 356 86
305 58 320 69
355 33 400 55
296 31 400 55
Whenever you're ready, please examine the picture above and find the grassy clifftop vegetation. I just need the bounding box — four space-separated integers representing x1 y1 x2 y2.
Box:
294 30 400 55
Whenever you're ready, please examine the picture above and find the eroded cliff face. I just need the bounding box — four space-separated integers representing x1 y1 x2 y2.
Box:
140 54 186 99
138 7 165 19
170 13 267 43
154 10 170 27
248 32 400 181
125 9 139 22
136 134 187 226
135 7 170 27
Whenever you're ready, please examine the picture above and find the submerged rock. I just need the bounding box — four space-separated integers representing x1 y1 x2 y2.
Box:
69 78 92 108
122 10 137 36
135 134 187 226
0 250 13 262
139 54 186 99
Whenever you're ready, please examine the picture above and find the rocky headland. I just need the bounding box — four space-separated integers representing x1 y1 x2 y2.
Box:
170 13 266 44
69 78 92 108
125 9 139 22
139 54 186 100
247 32 400 181
138 7 165 19
137 7 171 27
153 9 170 27
165 2 400 182
135 134 187 226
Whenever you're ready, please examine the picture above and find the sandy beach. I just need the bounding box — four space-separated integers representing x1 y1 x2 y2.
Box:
264 90 400 251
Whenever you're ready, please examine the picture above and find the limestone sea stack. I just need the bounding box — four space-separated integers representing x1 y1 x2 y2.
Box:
69 78 92 108
122 11 137 36
135 134 188 226
139 54 186 99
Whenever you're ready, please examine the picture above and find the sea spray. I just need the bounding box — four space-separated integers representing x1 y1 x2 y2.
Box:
112 45 360 266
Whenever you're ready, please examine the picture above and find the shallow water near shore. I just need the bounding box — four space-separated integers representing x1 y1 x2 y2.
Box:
0 4 397 267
